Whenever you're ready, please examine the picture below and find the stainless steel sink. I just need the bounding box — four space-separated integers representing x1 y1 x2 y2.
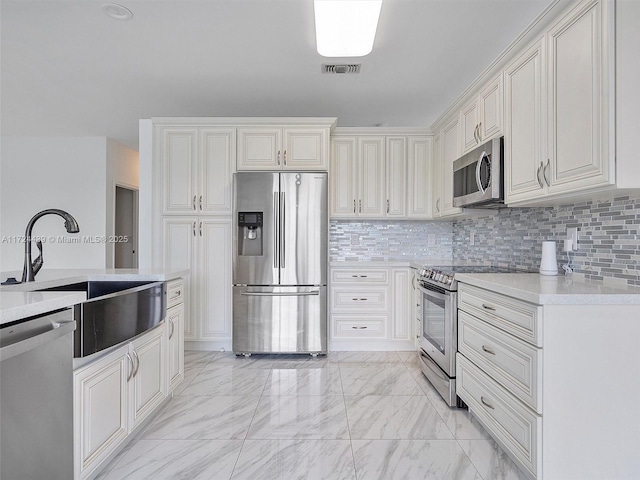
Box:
40 281 166 357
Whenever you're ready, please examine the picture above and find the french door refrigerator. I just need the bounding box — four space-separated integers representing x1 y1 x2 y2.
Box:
232 172 327 354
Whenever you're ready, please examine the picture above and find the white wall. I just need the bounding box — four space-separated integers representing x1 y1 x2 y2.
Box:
0 137 110 273
105 139 139 267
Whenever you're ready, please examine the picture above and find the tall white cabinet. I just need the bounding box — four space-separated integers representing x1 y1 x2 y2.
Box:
154 124 235 349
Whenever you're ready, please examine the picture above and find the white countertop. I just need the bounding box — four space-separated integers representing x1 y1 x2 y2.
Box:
0 268 189 292
456 273 640 305
0 291 87 325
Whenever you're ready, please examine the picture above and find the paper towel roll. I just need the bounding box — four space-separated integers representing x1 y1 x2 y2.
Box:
540 240 558 275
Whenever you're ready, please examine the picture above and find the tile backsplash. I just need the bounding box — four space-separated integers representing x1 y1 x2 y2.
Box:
329 221 452 263
453 193 640 286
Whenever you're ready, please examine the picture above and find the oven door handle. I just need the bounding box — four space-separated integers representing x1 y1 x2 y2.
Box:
417 284 448 301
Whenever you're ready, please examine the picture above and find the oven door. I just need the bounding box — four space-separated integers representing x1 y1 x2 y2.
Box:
418 284 457 377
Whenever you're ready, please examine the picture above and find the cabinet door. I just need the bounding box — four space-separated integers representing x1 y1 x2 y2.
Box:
166 303 184 393
440 117 463 217
504 37 547 203
391 269 410 341
358 136 386 217
129 326 166 432
200 128 235 214
385 137 407 217
237 128 282 170
330 137 358 217
162 217 197 340
160 127 198 214
199 218 233 339
547 0 612 194
74 345 129 480
283 128 328 170
432 134 442 216
407 136 433 218
460 98 480 154
479 74 504 141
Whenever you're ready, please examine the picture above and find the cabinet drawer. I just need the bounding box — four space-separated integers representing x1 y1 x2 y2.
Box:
457 354 540 478
458 311 542 413
167 279 184 308
458 283 541 346
331 287 389 312
331 315 387 339
331 268 388 283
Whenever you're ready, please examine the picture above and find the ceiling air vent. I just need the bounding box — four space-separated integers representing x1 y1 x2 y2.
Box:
321 64 361 74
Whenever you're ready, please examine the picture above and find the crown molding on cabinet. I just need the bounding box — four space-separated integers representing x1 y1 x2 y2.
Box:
430 0 573 131
149 117 337 130
332 126 431 136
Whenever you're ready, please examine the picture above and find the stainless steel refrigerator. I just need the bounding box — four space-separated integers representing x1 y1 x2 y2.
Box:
232 172 327 354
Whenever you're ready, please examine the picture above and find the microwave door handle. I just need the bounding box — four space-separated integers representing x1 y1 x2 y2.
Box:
475 151 488 195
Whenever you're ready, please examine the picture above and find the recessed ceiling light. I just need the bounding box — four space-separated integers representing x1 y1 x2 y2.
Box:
314 0 383 57
102 3 134 21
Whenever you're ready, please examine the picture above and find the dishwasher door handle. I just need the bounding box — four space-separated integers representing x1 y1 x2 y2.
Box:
0 314 76 362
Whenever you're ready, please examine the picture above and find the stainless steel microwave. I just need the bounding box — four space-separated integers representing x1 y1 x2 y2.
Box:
452 136 504 208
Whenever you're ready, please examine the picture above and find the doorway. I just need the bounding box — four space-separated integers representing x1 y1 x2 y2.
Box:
114 185 138 268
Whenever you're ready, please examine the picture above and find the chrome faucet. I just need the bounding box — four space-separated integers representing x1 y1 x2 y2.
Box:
22 209 79 282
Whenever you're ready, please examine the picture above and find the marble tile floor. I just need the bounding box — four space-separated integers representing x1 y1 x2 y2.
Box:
97 350 529 480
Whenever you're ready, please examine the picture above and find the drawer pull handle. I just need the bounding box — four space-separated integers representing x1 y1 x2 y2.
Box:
482 304 496 311
352 326 368 329
350 275 368 278
171 290 181 298
482 345 496 355
481 396 495 410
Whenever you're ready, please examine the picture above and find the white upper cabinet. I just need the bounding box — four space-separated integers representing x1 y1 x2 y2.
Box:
461 75 504 154
407 136 433 218
385 137 407 217
330 137 358 217
237 126 329 171
503 0 613 205
330 131 432 220
330 136 385 218
358 137 386 217
160 126 235 215
546 0 612 194
504 36 547 203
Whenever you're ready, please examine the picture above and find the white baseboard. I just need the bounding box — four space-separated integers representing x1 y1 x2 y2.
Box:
328 340 416 351
185 340 232 352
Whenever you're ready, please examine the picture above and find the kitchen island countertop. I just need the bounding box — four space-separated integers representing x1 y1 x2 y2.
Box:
456 272 640 305
0 268 189 292
0 291 87 325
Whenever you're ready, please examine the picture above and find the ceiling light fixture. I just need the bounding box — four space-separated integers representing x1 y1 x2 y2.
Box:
314 0 383 57
102 3 134 21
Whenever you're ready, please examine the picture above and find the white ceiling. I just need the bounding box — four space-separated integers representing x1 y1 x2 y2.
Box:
1 0 556 150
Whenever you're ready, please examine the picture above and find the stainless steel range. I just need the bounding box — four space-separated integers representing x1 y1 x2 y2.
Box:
416 264 519 407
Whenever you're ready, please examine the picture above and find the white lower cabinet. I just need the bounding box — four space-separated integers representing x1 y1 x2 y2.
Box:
162 217 232 348
74 324 168 480
74 345 129 480
457 281 640 479
329 265 413 350
166 302 185 393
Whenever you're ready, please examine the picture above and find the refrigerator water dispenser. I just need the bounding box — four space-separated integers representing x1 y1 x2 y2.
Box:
238 211 263 256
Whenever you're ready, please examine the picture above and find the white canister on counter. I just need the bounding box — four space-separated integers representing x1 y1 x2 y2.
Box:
539 240 558 275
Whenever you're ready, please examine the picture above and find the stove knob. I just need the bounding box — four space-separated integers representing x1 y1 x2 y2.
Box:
435 272 443 282
444 275 452 284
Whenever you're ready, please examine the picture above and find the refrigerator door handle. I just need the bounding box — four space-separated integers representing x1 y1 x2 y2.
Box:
280 192 285 268
241 291 320 297
273 192 279 269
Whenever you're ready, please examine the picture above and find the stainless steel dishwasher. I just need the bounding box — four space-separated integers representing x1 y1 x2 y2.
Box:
0 308 75 480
